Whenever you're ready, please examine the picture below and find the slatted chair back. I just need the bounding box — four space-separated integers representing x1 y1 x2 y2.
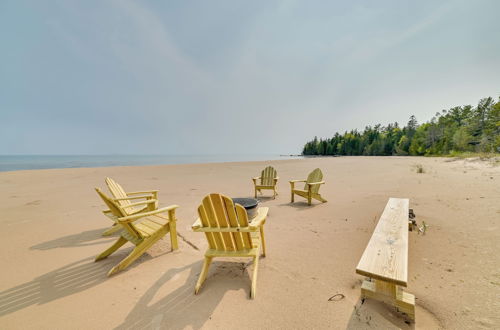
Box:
198 193 253 252
95 188 142 241
105 177 133 209
260 166 277 186
305 168 323 193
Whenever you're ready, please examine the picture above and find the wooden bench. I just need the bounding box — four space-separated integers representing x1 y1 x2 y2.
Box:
356 198 415 321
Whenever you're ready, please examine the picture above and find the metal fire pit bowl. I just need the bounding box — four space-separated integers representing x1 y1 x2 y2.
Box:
232 198 259 219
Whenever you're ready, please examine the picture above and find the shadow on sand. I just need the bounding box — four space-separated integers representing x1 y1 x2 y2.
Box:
0 256 111 316
255 196 276 203
277 201 325 210
346 298 415 330
116 260 255 330
0 250 157 317
30 228 116 250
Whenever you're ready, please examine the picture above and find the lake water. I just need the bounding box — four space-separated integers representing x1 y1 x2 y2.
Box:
0 154 301 172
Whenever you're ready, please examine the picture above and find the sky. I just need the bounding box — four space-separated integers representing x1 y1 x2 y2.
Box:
1 0 499 155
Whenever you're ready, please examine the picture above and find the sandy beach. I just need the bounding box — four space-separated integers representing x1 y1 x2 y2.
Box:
0 156 499 329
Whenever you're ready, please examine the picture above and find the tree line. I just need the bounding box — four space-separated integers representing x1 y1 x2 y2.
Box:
302 96 500 156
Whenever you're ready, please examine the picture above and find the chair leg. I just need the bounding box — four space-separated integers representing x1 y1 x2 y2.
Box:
102 224 122 236
108 232 162 276
167 209 178 250
260 227 266 257
317 195 328 203
169 222 178 251
254 187 257 198
307 190 312 206
195 256 213 294
291 191 294 203
250 256 259 299
312 193 327 203
95 237 127 261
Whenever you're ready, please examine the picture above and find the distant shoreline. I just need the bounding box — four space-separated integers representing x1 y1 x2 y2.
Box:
0 154 302 172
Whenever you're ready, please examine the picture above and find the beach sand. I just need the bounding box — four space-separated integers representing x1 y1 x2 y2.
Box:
0 156 498 329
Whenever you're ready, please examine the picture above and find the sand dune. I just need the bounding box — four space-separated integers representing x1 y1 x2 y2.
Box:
0 156 499 329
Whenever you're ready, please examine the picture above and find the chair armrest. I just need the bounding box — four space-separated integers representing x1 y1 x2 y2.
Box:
127 190 159 195
193 227 258 233
305 181 325 186
121 199 158 208
252 177 260 184
192 208 268 232
192 218 251 232
118 205 179 223
192 218 203 230
113 195 152 201
289 179 305 189
249 207 269 229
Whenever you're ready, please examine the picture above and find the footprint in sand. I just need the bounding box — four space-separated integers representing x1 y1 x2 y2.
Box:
474 317 495 328
347 299 442 329
25 200 42 206
350 279 363 289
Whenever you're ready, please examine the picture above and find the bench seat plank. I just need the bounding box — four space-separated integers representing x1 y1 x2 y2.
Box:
356 198 409 287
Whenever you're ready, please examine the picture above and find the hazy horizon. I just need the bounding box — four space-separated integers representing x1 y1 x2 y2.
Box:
1 1 499 155
0 153 303 172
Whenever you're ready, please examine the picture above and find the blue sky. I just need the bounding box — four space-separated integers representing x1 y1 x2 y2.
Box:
1 0 499 155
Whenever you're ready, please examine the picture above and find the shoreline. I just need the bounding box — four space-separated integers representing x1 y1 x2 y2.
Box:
0 157 306 175
0 154 302 173
2 153 497 174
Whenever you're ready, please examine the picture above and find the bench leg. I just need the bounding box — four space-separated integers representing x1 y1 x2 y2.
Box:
361 279 415 321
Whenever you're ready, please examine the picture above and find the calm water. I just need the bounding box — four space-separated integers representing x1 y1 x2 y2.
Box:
0 155 300 172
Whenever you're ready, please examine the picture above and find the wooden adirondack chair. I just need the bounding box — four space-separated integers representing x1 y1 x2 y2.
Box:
289 168 327 205
192 193 268 299
252 166 279 199
95 188 179 276
102 177 159 236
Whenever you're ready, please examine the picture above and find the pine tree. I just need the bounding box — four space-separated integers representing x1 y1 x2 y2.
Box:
301 96 499 156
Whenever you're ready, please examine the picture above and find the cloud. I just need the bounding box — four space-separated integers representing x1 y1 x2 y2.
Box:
1 0 499 154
